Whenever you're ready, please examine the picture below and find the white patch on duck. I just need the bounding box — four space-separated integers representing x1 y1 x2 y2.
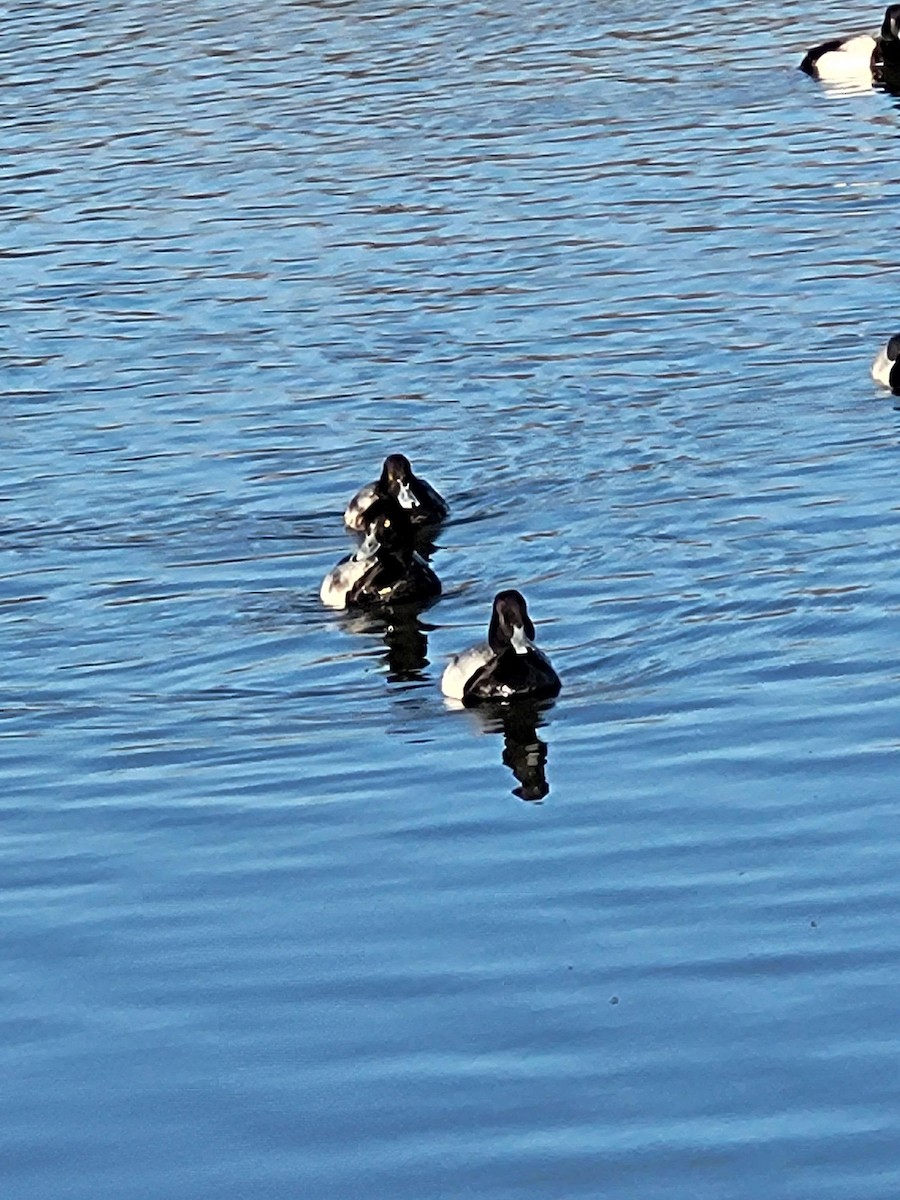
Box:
872 335 900 389
441 644 492 701
319 528 379 609
801 34 876 81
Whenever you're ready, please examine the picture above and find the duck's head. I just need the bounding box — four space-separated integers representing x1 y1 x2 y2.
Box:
488 589 536 656
882 5 900 41
358 494 416 563
379 454 420 512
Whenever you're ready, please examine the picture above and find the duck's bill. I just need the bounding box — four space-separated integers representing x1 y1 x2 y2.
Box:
397 481 420 509
510 624 532 655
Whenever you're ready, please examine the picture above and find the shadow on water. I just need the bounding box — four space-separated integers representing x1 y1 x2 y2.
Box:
465 699 556 803
339 608 432 683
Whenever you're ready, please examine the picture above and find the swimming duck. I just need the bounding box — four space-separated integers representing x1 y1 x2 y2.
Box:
875 4 900 73
344 453 448 533
871 333 900 392
799 31 877 80
441 590 561 705
320 495 441 610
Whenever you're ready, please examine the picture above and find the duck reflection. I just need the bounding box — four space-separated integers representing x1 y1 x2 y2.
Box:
339 608 431 683
466 699 555 803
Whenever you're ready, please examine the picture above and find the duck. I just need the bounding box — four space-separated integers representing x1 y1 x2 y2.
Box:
871 333 900 392
875 4 900 75
320 495 441 611
441 590 561 705
799 32 877 81
344 453 448 533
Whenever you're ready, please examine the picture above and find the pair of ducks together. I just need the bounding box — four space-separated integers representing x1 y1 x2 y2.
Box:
319 454 561 705
801 4 900 80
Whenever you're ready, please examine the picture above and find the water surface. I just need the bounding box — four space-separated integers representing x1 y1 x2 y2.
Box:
3 1 900 1196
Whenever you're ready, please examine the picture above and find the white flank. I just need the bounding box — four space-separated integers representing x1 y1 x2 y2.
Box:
319 553 371 609
872 345 894 388
343 483 378 532
441 644 492 700
813 35 876 81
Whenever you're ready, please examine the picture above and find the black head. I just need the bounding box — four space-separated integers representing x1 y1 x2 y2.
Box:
882 5 900 40
887 334 900 362
377 453 423 514
488 589 536 653
379 454 414 488
360 494 415 562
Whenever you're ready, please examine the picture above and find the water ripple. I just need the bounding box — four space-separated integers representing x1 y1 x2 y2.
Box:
3 1 900 1197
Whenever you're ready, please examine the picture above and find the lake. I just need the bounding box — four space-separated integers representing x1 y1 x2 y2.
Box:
3 0 900 1196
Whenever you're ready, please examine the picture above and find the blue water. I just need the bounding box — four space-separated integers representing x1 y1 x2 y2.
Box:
3 1 900 1195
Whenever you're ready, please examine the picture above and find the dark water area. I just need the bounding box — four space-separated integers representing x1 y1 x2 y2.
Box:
3 1 900 1195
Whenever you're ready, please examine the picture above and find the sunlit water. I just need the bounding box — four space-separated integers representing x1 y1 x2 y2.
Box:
3 1 900 1196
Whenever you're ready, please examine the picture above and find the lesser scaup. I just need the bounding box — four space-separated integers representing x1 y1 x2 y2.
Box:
875 4 900 74
344 453 448 534
442 590 561 704
872 333 900 392
321 495 441 611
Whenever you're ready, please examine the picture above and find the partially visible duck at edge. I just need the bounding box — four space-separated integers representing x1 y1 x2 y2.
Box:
321 495 441 611
344 453 449 534
872 332 900 393
442 590 561 705
799 5 900 82
799 32 877 81
876 4 900 74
